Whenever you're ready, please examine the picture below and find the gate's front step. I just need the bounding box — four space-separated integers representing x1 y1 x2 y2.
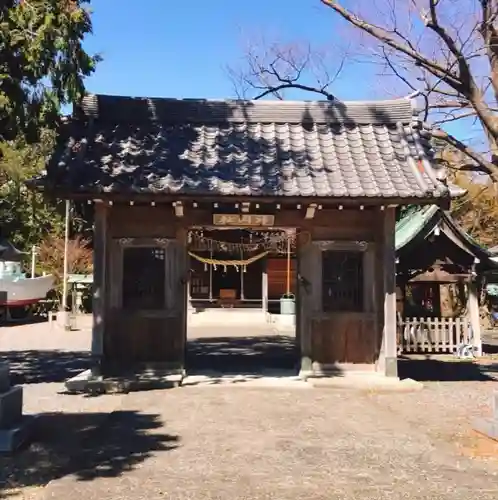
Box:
65 369 184 394
181 370 309 388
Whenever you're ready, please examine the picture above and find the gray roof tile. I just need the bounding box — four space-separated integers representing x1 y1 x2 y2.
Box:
41 94 450 199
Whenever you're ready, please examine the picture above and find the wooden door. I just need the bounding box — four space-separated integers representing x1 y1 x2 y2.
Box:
106 237 187 368
308 241 377 367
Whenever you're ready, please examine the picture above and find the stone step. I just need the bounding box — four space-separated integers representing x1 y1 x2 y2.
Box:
65 368 183 394
0 385 23 429
188 309 268 325
0 362 10 393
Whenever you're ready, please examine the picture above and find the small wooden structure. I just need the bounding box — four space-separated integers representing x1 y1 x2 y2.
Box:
396 205 497 354
31 94 452 381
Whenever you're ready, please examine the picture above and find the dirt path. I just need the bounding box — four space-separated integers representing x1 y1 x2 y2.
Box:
2 319 498 499
37 386 498 500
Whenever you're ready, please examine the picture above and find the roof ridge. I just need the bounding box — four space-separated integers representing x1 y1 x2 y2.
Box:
79 93 417 125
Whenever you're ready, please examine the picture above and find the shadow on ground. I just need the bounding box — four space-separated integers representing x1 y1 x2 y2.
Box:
398 354 498 382
186 335 298 374
0 411 178 497
1 350 90 384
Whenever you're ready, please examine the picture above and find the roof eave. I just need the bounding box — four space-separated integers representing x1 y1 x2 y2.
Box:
26 182 451 208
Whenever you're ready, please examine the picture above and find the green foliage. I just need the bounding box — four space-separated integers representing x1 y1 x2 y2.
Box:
0 0 100 144
0 1 98 261
0 129 65 250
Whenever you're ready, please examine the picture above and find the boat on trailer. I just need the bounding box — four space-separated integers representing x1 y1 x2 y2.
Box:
0 239 54 307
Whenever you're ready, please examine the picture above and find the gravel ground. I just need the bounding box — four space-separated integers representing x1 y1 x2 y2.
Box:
0 317 124 499
1 317 498 500
41 386 498 500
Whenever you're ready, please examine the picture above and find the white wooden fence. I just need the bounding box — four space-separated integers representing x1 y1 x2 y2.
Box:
398 316 472 353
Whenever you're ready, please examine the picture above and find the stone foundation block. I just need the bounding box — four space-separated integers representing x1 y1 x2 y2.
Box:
0 362 10 393
0 385 23 429
0 415 37 453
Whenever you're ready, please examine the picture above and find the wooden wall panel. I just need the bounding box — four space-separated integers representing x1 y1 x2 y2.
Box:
105 311 183 366
108 206 178 238
107 205 376 240
311 314 376 364
267 258 296 298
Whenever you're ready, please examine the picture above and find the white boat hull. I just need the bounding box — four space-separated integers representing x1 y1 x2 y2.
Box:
0 275 54 307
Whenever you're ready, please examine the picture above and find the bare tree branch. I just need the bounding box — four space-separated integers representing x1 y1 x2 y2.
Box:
479 0 498 100
227 38 344 101
319 0 498 179
431 127 497 176
229 3 498 180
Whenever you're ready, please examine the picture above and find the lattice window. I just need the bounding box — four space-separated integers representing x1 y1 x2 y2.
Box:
322 250 364 312
122 247 166 310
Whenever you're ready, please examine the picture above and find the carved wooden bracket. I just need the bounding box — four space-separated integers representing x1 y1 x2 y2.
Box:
313 240 369 252
118 238 134 246
116 237 172 247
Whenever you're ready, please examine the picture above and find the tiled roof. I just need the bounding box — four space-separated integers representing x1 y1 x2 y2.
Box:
39 94 450 200
395 205 498 267
395 205 440 251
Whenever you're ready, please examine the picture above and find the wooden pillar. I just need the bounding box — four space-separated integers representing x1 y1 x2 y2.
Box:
262 258 268 315
176 228 188 372
91 202 108 374
298 241 316 376
240 248 245 300
209 248 213 301
377 207 398 377
467 281 482 356
186 253 193 313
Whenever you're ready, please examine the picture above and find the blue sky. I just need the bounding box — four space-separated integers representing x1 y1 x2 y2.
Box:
83 0 377 100
82 0 477 143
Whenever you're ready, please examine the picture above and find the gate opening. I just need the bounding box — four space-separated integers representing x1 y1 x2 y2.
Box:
185 227 299 374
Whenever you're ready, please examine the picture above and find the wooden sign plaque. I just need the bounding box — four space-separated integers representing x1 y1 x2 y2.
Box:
212 214 275 227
